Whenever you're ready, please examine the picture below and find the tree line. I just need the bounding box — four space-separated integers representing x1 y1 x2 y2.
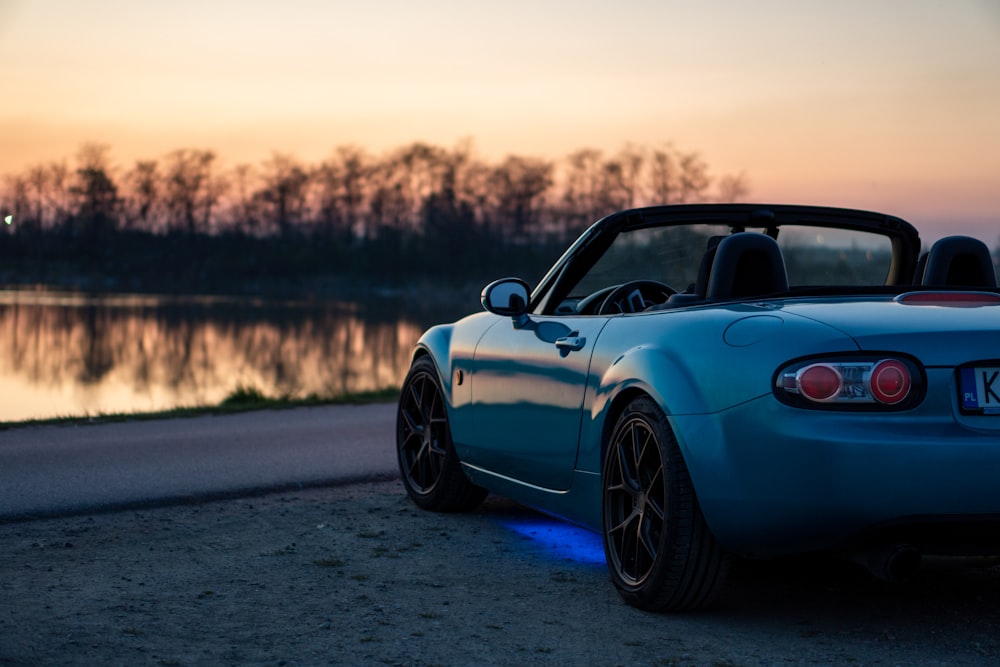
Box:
0 141 749 295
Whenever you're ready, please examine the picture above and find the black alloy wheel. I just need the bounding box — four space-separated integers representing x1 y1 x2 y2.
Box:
603 396 730 611
396 356 486 512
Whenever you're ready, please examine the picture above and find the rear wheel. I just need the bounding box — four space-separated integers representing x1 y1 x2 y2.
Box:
397 357 487 512
602 396 730 611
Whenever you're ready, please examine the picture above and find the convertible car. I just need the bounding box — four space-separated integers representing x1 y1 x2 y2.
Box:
395 204 1000 611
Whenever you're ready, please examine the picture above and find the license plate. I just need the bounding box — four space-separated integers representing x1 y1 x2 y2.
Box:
959 366 1000 415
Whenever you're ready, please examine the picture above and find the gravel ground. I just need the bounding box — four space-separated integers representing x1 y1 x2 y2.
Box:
2 479 1000 666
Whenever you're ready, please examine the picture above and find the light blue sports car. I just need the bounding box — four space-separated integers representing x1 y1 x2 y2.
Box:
396 204 1000 611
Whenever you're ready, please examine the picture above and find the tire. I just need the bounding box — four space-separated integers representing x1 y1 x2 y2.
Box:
396 356 487 512
602 395 730 611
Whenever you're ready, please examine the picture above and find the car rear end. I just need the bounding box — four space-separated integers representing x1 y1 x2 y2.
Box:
680 292 1000 566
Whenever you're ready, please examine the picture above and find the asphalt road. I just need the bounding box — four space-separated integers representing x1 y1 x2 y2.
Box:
0 403 398 521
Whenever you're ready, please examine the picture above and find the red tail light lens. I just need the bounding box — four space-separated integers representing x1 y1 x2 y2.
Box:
796 364 842 402
869 359 911 405
776 356 922 410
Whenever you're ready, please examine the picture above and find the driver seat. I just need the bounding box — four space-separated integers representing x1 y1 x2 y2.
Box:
705 232 789 299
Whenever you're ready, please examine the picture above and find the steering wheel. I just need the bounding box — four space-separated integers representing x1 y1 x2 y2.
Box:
597 280 676 315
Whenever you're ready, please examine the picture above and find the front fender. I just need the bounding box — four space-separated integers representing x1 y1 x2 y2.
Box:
410 324 453 388
409 312 500 453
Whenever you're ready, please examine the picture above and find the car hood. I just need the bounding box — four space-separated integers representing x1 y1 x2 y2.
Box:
777 295 1000 365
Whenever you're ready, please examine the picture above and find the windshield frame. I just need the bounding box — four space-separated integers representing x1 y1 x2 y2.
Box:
530 204 921 316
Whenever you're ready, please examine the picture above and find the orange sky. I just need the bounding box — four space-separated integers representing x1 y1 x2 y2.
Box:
1 0 998 240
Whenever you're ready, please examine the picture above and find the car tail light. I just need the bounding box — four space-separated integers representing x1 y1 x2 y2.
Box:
796 364 842 402
776 355 922 410
869 359 911 405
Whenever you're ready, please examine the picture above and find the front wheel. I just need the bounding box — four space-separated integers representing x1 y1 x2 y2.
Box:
397 356 487 512
602 396 730 611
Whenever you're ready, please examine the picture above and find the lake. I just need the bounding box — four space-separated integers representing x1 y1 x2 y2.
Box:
0 290 473 423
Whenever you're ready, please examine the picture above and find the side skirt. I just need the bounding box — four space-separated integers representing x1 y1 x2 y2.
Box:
462 463 602 531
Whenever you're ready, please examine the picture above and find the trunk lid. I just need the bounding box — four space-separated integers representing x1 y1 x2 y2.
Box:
779 293 1000 366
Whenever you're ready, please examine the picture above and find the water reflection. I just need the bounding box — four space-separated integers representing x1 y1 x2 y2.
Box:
0 291 463 422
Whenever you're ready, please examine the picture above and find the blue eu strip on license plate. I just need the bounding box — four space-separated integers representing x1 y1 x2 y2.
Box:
960 366 1000 414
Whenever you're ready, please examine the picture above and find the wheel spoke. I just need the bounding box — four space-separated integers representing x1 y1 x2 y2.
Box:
628 424 643 482
399 406 418 436
604 414 668 586
608 503 640 536
636 429 660 488
616 428 639 490
631 522 650 575
645 467 665 521
638 514 659 563
397 370 451 494
406 381 423 415
396 360 488 513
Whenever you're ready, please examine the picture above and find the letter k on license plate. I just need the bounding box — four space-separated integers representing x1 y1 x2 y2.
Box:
960 366 1000 415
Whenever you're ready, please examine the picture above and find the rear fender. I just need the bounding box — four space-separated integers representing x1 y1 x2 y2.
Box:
579 312 860 476
578 344 712 476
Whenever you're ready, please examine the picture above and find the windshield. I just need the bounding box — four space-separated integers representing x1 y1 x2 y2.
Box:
570 223 892 298
548 221 896 315
571 225 717 297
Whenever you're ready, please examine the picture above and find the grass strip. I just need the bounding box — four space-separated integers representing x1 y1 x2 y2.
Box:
0 386 400 431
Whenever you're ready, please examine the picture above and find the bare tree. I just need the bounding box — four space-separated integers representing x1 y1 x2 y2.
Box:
26 165 48 228
677 151 710 203
611 144 646 209
314 146 372 241
379 142 450 235
224 163 262 235
648 145 679 204
122 160 161 231
70 143 120 236
487 155 554 241
15 162 70 231
1 174 30 234
163 149 218 234
367 143 450 239
559 148 605 232
44 162 72 229
715 172 751 202
256 153 310 237
447 139 491 225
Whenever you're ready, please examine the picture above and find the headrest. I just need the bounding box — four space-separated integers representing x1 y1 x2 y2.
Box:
706 233 789 299
921 235 997 288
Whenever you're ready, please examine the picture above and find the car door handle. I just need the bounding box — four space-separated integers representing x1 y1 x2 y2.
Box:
555 335 586 352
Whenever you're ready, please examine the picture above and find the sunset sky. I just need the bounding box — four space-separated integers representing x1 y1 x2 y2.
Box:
1 0 998 239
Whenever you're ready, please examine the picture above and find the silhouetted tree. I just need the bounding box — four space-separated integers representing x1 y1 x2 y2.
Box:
314 146 371 242
256 153 310 238
163 149 219 234
716 172 751 202
677 151 710 202
609 144 646 210
487 155 553 243
0 138 751 292
560 148 605 233
122 160 161 231
648 145 679 204
1 174 30 235
69 143 120 241
226 163 263 235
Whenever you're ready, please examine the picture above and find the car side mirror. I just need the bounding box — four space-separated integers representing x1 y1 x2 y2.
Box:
481 278 530 318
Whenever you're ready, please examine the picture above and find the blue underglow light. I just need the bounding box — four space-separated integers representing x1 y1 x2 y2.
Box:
495 514 606 566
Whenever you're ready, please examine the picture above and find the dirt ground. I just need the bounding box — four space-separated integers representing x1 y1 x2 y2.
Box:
2 479 999 666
